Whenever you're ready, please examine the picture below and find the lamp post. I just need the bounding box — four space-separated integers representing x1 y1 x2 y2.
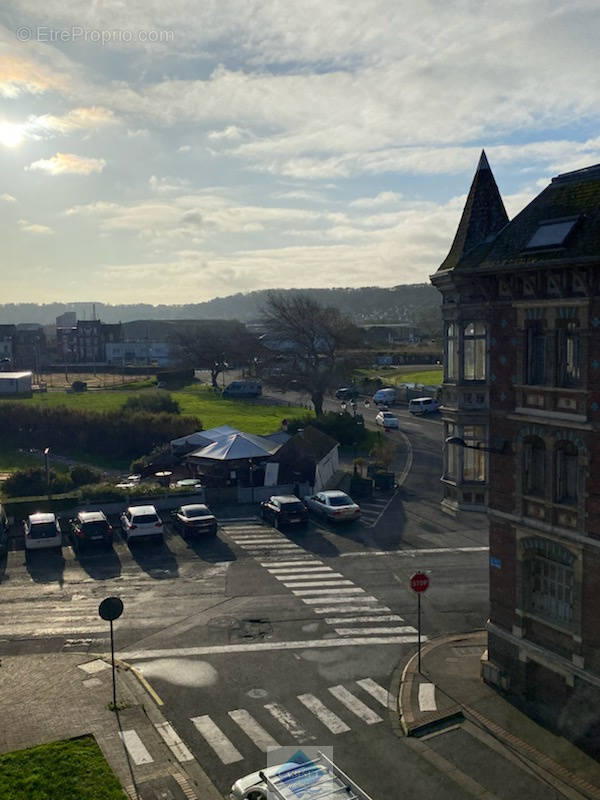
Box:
444 435 508 454
44 447 50 495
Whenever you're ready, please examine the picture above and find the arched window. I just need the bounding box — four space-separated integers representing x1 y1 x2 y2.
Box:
522 537 574 624
522 436 545 496
463 322 486 381
555 441 578 504
445 322 458 381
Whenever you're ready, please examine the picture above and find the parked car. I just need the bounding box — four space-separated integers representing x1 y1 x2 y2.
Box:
375 410 399 429
372 387 397 406
408 396 441 414
171 504 217 539
335 386 359 401
260 495 309 528
23 512 62 554
303 490 361 522
0 503 9 557
223 380 262 398
69 510 113 553
120 505 163 544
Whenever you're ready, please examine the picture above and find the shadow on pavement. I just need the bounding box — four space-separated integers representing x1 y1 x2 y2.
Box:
287 523 341 558
126 538 179 579
0 551 7 583
76 546 122 580
184 530 237 563
25 548 66 585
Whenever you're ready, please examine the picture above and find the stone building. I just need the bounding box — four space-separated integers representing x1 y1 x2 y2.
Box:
432 153 600 753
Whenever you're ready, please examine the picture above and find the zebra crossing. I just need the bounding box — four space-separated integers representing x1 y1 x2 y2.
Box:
357 495 395 528
221 520 420 644
187 677 391 765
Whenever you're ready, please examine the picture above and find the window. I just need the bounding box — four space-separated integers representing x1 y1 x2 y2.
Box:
555 441 578 504
525 216 579 250
445 322 458 381
522 436 545 496
525 321 546 385
463 322 486 381
445 423 459 479
462 424 486 482
556 321 580 387
523 538 574 624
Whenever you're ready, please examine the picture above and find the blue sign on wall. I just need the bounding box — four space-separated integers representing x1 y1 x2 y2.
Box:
490 556 502 569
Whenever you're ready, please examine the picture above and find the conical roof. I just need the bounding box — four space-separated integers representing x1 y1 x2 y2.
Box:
437 150 509 271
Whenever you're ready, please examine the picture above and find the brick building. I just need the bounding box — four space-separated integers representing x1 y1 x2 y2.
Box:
432 153 600 753
56 320 122 364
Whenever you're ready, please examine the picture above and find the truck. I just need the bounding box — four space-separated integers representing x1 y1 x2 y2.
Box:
229 751 374 800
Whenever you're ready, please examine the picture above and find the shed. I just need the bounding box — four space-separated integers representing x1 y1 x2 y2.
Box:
269 426 339 492
0 371 32 395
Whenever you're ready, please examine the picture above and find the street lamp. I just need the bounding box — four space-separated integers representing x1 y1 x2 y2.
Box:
445 435 508 454
44 447 50 494
340 401 347 413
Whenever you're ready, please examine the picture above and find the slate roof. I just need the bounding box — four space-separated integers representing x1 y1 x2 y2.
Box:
274 426 339 464
437 150 509 272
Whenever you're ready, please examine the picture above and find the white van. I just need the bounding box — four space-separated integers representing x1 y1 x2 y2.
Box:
223 380 262 398
408 396 441 415
372 387 396 406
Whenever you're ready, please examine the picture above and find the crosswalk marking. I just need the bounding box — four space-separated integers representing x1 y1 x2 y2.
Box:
328 686 382 725
264 703 315 743
312 605 392 614
297 694 350 734
294 587 366 596
118 730 154 765
278 573 343 582
190 715 243 764
243 543 300 549
356 678 389 708
324 615 402 624
334 626 417 636
228 709 279 751
301 595 377 605
155 722 194 762
283 580 353 589
260 560 323 567
267 567 334 574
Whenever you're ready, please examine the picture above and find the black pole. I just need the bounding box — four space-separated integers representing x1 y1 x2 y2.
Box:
417 591 422 673
110 619 117 708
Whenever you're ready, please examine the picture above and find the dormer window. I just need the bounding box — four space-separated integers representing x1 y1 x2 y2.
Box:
525 216 580 250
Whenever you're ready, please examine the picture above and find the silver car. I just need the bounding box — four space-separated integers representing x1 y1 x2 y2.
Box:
303 490 361 522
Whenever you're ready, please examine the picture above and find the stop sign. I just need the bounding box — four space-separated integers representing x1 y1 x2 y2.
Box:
410 572 429 593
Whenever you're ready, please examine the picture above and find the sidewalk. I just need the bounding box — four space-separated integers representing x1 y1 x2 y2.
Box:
0 652 222 800
397 630 600 799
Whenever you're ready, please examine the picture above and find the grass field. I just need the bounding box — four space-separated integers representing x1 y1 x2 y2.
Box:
354 367 443 386
0 736 127 800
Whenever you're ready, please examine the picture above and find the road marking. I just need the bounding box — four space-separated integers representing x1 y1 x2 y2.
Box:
313 605 392 614
301 594 376 605
264 703 314 743
324 615 403 624
283 579 353 588
356 678 389 708
228 709 279 752
243 543 300 549
297 694 350 734
396 428 413 487
190 716 243 764
260 560 323 567
267 567 333 574
293 587 366 596
154 722 194 762
118 730 154 765
335 626 417 636
418 683 437 712
119 636 420 660
328 686 382 725
231 538 287 544
341 546 489 558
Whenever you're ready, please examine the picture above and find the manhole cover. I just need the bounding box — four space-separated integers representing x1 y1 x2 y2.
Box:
237 618 272 640
247 688 269 699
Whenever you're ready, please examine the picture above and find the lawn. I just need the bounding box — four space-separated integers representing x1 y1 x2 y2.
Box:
0 736 127 800
355 367 443 386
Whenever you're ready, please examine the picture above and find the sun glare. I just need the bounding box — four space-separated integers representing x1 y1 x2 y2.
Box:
0 122 25 147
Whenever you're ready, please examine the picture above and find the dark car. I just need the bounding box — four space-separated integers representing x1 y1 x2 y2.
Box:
260 495 309 529
69 510 113 552
171 504 218 539
335 386 359 401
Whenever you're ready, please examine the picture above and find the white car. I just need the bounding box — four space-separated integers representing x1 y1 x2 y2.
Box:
120 505 163 543
23 512 62 553
375 410 399 429
230 762 303 800
408 397 441 414
303 490 361 522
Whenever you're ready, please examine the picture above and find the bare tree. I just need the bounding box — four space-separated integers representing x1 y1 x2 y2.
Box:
173 321 260 388
260 292 360 415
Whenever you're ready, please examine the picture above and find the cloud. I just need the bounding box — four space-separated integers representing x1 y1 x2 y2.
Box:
18 219 53 234
29 107 116 135
0 53 65 98
178 145 192 152
208 125 248 141
350 191 403 208
26 152 106 175
0 193 17 203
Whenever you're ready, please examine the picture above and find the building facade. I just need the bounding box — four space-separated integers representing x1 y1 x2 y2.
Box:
106 340 172 367
56 320 122 364
432 153 600 753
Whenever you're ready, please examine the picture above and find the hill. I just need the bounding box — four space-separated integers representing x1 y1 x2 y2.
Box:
0 284 439 325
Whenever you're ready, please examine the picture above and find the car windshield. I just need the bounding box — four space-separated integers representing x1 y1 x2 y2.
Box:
81 521 109 533
281 502 304 512
184 506 209 517
29 522 57 538
328 496 353 507
134 514 160 524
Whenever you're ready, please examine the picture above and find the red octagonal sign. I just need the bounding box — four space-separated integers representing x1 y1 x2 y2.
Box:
410 572 429 593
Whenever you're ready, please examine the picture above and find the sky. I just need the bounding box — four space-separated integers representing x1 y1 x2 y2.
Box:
1 1 600 305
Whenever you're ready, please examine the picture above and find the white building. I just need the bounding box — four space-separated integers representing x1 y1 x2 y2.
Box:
106 341 172 367
0 371 32 394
